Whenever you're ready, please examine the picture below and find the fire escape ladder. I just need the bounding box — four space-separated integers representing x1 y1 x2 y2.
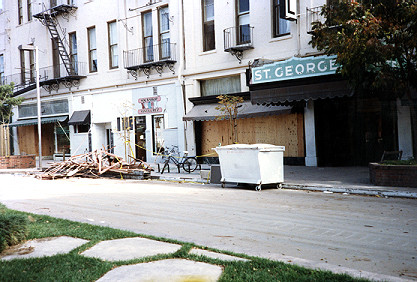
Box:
42 14 74 76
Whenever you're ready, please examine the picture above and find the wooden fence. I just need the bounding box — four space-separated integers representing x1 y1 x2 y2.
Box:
0 124 11 156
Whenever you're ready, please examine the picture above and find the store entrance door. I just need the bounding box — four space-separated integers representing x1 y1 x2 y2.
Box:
135 116 146 161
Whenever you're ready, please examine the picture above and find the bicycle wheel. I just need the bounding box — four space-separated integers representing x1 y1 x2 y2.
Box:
183 157 198 172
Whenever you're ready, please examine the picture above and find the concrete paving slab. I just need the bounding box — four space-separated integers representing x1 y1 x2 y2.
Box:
80 237 181 261
97 258 223 282
0 236 88 261
190 248 249 262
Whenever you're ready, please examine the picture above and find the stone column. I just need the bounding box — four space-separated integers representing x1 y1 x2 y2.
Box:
397 99 413 159
304 100 317 166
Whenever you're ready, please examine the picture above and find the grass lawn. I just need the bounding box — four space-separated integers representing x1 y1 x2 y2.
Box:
0 203 368 281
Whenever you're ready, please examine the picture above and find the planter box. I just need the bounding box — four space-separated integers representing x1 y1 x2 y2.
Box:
369 163 417 188
0 155 36 169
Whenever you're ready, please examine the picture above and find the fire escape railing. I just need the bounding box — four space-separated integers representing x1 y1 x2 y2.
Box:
123 43 176 79
1 62 87 95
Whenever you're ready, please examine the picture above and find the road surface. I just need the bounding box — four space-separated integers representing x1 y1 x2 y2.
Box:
0 174 416 281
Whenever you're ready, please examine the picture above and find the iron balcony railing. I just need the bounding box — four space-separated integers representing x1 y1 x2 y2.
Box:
306 6 325 34
224 26 254 52
0 62 86 92
32 0 77 15
123 42 176 70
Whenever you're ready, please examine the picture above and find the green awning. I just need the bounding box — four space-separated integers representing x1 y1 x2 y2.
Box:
9 116 68 127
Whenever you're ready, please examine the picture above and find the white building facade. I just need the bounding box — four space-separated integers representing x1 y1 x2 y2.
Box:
1 0 186 163
1 0 414 166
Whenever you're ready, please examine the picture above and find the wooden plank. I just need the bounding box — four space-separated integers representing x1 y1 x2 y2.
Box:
200 113 305 157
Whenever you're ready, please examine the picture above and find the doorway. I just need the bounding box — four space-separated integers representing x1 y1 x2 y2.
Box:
135 116 146 161
52 39 60 78
315 96 397 166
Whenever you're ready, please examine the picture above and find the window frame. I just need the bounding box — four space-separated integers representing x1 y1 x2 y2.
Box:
29 50 35 83
107 20 118 69
202 0 215 52
236 0 250 44
87 26 97 73
20 49 25 84
0 54 4 84
142 10 154 62
27 0 32 21
18 0 23 24
152 114 164 155
272 0 290 38
69 32 78 73
74 124 90 134
158 6 171 60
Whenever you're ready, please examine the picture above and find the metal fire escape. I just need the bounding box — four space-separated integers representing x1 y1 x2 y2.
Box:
29 2 85 93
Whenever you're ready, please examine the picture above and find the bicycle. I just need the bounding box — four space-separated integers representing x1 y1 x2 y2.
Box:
161 146 198 174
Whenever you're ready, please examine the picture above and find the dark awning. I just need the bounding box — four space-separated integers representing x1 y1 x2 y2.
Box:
68 110 91 125
250 80 353 105
9 116 68 127
183 101 291 121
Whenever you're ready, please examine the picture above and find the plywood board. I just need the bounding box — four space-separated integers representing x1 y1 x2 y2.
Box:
200 113 305 157
17 124 55 156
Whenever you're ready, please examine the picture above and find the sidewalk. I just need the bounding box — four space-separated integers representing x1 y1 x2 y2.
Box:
151 164 417 199
1 160 416 198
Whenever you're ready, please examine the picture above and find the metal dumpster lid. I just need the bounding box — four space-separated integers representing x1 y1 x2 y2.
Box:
213 144 285 151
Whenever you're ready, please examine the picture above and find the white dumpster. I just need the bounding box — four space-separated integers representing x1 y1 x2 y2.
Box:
214 144 285 191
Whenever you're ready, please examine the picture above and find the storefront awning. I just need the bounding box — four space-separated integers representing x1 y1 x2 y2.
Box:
68 110 91 125
183 101 292 121
9 116 68 127
250 80 353 105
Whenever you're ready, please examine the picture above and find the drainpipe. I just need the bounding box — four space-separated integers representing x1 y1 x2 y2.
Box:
296 0 301 57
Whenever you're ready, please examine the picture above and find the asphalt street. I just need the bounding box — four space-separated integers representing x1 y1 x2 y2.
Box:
0 174 416 281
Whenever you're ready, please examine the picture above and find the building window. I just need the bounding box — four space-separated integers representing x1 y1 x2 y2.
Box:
202 0 215 51
18 0 23 24
159 6 170 59
273 0 290 37
20 49 25 84
200 76 241 97
29 50 35 83
0 54 4 84
108 21 118 69
152 115 164 154
69 32 78 73
143 11 153 62
116 116 134 131
88 26 97 72
74 124 90 133
27 0 32 21
237 0 250 44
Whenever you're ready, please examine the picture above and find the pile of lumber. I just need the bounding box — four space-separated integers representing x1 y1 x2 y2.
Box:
38 149 153 180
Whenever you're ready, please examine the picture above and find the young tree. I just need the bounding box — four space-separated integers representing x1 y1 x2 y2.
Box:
310 0 417 156
215 95 244 144
0 83 23 124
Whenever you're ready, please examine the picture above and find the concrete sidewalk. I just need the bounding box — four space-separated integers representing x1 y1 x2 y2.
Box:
151 164 417 199
0 160 416 198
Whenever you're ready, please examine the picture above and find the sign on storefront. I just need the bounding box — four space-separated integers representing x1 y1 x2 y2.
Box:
135 96 163 114
251 55 338 84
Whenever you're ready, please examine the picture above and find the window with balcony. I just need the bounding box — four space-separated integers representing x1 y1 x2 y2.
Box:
88 26 97 72
29 50 35 83
19 50 25 83
237 0 250 44
18 0 23 24
69 32 78 73
202 0 215 51
273 0 290 37
159 6 170 59
108 21 118 69
143 11 153 62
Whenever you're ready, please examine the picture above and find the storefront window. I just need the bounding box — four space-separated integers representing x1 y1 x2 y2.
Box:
152 115 164 154
55 124 70 154
200 75 241 97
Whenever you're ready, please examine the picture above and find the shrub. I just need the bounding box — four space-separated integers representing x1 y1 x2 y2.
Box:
0 214 28 253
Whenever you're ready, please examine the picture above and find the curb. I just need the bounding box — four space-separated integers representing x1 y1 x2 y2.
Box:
282 183 417 199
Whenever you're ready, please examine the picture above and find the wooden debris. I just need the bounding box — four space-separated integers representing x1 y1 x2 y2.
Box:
37 149 153 180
